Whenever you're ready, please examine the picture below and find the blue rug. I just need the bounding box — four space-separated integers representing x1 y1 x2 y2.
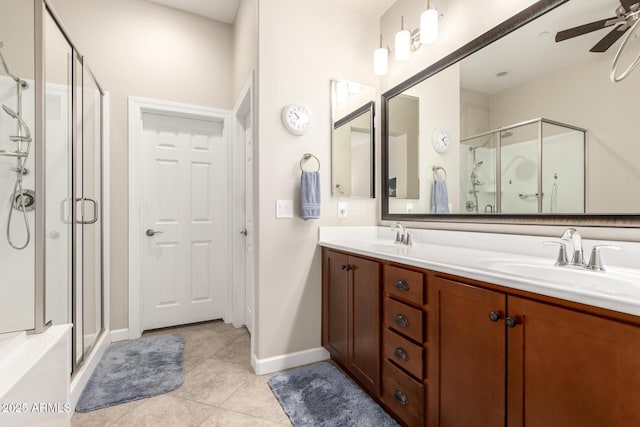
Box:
268 361 399 426
76 333 184 412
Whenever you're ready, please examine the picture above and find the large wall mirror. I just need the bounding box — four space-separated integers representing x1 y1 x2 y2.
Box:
331 79 375 198
382 0 640 225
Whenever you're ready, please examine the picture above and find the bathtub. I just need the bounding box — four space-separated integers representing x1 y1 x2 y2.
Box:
0 325 72 427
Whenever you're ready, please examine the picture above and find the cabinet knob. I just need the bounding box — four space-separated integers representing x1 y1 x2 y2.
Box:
393 389 408 405
506 316 520 328
394 347 409 362
394 279 409 292
341 264 352 271
394 314 409 328
488 311 503 322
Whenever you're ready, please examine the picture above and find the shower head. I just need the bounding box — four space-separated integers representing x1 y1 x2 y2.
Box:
2 104 32 142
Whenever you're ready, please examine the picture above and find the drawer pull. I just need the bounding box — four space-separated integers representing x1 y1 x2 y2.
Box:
394 279 409 292
394 314 409 328
394 347 409 362
394 389 408 405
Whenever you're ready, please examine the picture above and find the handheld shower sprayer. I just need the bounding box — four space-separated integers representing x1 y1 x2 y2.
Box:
2 104 32 142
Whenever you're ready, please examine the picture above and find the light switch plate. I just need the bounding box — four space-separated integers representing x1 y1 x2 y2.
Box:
337 201 348 218
276 200 294 218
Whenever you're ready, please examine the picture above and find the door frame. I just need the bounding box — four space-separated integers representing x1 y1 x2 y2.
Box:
232 72 256 332
128 96 233 339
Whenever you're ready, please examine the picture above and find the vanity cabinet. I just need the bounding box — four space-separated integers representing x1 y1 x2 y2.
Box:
321 248 640 427
322 249 381 395
430 274 640 427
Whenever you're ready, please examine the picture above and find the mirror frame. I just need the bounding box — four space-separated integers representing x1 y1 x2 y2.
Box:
381 0 640 227
333 100 375 198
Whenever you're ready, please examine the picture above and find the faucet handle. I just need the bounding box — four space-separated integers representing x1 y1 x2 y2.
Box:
587 245 621 272
544 240 568 266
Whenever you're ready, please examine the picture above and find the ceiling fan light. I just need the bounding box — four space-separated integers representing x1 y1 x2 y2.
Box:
395 29 411 61
420 8 439 44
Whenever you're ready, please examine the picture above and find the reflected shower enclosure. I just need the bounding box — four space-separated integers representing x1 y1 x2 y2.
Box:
460 118 585 214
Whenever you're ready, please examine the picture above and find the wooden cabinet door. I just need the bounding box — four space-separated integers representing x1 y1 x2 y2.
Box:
322 250 350 367
507 296 640 427
431 276 507 427
350 256 381 395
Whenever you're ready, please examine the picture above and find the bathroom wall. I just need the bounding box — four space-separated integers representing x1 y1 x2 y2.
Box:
233 0 258 101
388 63 460 214
50 0 235 330
256 0 378 360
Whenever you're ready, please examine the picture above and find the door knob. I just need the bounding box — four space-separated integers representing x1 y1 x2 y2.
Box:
146 228 163 237
240 229 248 236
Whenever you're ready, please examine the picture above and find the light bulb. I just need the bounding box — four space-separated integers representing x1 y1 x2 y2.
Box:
373 47 388 76
420 8 438 44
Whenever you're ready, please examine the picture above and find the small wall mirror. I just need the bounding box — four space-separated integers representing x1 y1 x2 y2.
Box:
331 79 375 198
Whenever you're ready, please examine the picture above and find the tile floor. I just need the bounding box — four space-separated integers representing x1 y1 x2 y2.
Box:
72 321 292 427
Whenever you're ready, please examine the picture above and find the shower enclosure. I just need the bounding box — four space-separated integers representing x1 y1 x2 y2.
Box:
460 118 585 214
0 0 105 375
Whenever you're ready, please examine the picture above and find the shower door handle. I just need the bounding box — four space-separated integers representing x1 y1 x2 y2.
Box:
76 198 98 225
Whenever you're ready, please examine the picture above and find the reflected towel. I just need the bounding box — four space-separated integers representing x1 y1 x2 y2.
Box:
301 171 321 220
432 180 450 214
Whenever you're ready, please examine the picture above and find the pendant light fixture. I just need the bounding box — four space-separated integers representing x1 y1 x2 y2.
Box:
395 16 411 62
420 1 439 45
374 34 389 76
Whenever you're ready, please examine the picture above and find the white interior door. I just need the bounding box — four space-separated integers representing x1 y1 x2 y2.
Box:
141 112 228 330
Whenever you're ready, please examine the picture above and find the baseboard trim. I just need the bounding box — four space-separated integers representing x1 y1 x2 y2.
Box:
252 346 330 376
110 328 129 342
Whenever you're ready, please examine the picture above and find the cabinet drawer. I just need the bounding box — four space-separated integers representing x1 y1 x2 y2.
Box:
382 360 425 427
384 265 425 305
383 328 424 379
384 297 424 343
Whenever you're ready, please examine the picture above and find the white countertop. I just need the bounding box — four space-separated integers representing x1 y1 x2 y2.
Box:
318 226 640 317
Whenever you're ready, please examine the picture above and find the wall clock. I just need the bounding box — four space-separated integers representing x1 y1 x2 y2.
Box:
281 103 312 135
432 128 450 153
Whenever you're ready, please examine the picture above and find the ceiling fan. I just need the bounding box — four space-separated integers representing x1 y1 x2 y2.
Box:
555 0 640 52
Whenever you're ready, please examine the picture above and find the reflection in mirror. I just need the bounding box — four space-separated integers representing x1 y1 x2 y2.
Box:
331 79 375 198
383 0 640 221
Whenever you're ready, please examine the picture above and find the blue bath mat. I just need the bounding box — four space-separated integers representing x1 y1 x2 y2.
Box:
76 333 184 412
268 361 399 426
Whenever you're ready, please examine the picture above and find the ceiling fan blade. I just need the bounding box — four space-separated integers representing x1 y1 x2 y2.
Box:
555 18 617 42
590 24 629 52
619 0 639 12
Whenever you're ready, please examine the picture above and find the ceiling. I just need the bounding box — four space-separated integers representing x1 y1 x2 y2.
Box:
147 0 240 24
335 0 397 17
460 0 627 94
147 0 396 23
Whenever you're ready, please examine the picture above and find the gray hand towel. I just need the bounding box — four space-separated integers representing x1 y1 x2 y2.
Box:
301 171 321 220
432 180 450 214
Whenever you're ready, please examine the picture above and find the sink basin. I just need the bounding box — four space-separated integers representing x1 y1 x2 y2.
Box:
364 240 411 254
484 259 640 296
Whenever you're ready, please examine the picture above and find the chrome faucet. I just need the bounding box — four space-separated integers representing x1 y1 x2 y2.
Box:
391 222 411 246
561 227 584 266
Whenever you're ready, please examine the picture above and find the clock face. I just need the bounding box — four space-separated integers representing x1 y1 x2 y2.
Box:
282 104 312 135
433 128 450 153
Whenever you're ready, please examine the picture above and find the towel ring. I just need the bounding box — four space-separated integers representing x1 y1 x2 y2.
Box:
300 153 320 172
432 165 446 181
